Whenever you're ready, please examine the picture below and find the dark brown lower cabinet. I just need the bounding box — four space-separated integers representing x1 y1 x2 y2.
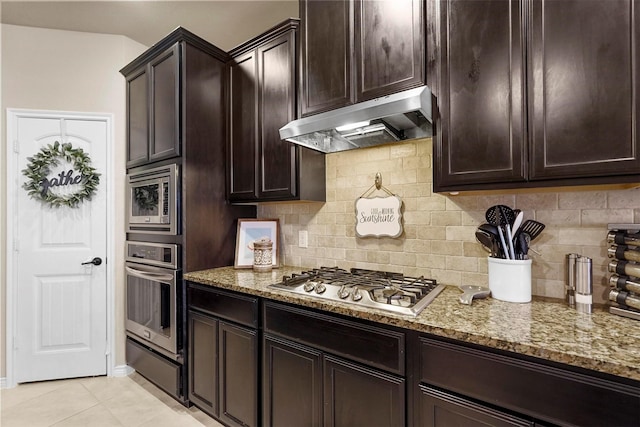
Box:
262 301 406 427
415 334 640 427
263 333 405 427
263 335 322 427
419 385 532 427
218 322 258 427
188 312 218 416
323 355 405 427
189 311 258 427
187 287 639 427
187 283 259 427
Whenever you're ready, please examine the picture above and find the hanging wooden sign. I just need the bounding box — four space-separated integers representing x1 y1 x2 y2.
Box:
355 173 403 238
355 195 403 238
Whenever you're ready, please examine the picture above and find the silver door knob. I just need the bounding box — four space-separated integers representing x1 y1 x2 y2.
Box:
81 257 102 266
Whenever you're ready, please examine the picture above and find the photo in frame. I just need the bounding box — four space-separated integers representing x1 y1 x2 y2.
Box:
234 219 280 268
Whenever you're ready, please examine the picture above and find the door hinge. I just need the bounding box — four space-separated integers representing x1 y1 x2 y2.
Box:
13 139 19 153
13 239 19 253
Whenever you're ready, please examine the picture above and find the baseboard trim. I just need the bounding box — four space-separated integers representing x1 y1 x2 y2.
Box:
112 364 135 377
0 377 7 389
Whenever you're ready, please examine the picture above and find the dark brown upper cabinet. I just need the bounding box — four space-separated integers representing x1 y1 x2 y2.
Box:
227 19 325 203
123 44 180 168
528 0 640 181
432 0 640 193
121 28 256 271
431 0 526 189
299 0 425 117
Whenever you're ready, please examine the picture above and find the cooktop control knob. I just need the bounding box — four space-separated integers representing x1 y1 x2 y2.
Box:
338 285 350 299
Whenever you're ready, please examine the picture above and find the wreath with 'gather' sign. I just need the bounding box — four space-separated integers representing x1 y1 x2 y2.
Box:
22 141 100 208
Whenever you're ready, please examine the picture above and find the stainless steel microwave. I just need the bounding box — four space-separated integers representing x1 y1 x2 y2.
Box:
127 164 179 235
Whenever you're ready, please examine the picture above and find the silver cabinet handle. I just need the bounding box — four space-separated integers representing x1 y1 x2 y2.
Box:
125 266 174 282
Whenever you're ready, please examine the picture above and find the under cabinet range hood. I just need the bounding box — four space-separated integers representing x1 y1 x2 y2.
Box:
279 86 433 153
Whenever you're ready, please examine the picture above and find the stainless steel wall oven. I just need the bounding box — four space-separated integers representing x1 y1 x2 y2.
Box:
125 240 187 402
125 241 181 360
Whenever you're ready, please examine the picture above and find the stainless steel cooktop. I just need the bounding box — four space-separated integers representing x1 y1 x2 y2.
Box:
269 267 446 316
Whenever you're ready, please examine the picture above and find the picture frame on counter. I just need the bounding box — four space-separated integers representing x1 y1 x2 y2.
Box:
234 218 280 268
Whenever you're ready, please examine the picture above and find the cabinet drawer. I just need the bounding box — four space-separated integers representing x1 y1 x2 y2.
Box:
419 385 532 427
419 336 640 426
263 301 404 375
126 337 182 400
187 283 258 328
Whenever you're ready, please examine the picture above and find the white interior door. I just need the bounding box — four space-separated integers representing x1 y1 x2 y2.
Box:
10 112 109 383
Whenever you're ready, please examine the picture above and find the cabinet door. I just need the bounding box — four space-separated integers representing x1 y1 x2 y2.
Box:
228 50 258 201
355 0 425 101
299 0 353 116
125 65 149 168
258 31 298 200
188 311 218 417
218 321 258 427
149 43 181 163
433 0 526 191
323 355 405 427
419 385 532 427
529 0 640 180
263 335 322 427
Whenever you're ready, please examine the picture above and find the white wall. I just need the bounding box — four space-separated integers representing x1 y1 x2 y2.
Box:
1 24 147 378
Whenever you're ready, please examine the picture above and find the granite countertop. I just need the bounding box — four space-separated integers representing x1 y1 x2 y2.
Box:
184 266 640 382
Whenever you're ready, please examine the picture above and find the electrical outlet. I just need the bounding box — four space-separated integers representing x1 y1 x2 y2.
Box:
298 230 308 248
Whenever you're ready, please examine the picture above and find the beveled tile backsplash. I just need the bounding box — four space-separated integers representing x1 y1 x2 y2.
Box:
258 138 640 304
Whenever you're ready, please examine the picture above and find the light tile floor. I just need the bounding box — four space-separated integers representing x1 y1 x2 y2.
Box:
0 373 224 427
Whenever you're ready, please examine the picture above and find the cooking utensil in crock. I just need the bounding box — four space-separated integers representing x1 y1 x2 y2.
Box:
476 229 496 256
518 219 545 241
511 210 524 237
459 285 491 305
485 205 515 259
477 223 503 257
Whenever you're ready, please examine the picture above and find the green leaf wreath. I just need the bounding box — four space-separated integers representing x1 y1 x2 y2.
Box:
22 141 100 208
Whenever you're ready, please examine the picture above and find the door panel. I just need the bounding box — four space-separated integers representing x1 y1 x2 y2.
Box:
323 355 405 427
219 322 258 427
529 0 640 179
228 51 258 201
12 113 108 383
126 67 149 167
150 44 180 163
258 31 297 199
434 0 526 189
299 0 353 116
38 276 92 350
355 0 425 101
263 336 322 427
188 311 219 417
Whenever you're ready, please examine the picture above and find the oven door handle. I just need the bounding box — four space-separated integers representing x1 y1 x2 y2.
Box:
125 266 175 282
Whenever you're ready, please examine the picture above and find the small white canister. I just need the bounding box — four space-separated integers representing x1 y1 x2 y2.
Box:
252 237 273 272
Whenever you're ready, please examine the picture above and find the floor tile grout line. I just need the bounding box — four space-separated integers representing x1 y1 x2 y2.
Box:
48 401 107 427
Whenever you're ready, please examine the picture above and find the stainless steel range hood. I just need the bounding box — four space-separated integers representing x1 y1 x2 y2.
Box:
279 85 433 154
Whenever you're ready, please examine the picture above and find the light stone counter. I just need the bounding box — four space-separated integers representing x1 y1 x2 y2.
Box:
184 266 640 382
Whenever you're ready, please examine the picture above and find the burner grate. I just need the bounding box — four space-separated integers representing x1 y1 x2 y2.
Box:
272 266 446 316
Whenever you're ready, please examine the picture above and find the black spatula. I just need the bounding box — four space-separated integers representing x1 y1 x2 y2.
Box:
518 219 545 241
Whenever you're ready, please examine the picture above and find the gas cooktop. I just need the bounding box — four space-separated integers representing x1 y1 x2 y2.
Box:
269 267 446 316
